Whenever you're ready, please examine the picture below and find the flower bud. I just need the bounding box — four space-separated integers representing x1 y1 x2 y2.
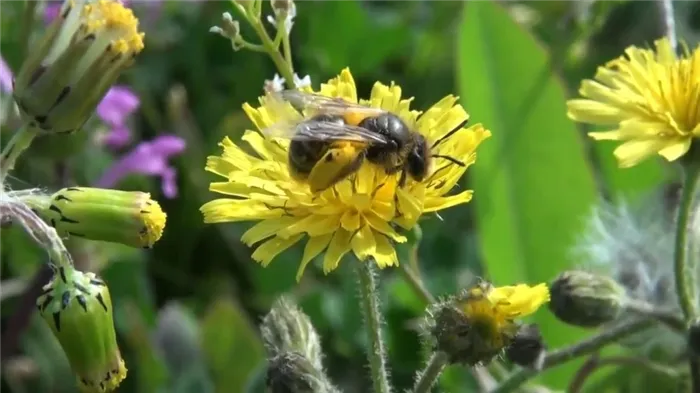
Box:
266 352 336 393
261 296 322 369
37 266 126 392
424 281 550 366
13 0 144 134
549 270 626 328
209 12 240 42
505 324 546 370
37 187 166 248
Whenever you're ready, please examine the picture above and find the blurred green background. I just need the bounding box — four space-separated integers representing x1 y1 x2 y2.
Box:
1 1 699 392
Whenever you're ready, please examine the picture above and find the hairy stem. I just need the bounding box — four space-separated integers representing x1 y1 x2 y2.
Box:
624 299 686 332
0 125 38 184
400 264 435 305
490 318 654 393
356 261 392 393
673 162 700 323
412 351 448 393
569 354 680 393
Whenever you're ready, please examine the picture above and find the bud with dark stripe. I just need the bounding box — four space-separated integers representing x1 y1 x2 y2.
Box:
37 267 126 392
35 187 166 248
12 0 144 134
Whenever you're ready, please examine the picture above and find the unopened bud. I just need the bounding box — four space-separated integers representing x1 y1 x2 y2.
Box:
271 0 293 15
37 267 126 392
261 296 322 369
209 12 240 41
13 0 144 134
505 324 546 370
37 187 167 248
266 352 334 393
549 271 626 328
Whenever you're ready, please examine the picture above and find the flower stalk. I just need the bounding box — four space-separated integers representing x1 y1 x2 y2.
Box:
0 125 38 183
490 318 654 393
356 261 392 393
411 351 448 393
673 161 700 324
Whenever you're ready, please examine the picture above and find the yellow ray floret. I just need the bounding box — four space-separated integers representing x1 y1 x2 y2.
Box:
201 68 491 280
567 37 700 168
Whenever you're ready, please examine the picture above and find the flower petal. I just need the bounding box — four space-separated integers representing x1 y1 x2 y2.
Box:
251 234 304 266
372 234 398 268
351 224 376 261
323 228 353 273
241 216 298 245
296 233 333 281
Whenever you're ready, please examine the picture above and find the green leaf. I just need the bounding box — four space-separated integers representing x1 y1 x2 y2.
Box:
457 0 598 388
200 297 266 393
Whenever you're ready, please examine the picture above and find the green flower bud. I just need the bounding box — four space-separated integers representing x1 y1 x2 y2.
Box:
37 266 126 392
266 352 338 393
36 187 167 248
549 270 626 328
505 324 546 370
260 296 322 368
12 0 144 134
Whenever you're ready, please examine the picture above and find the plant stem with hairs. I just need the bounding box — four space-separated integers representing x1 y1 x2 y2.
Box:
356 261 392 393
490 318 654 393
412 351 448 393
673 161 700 323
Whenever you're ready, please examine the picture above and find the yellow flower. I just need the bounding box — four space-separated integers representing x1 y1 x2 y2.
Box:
200 68 490 280
426 281 549 365
459 282 550 348
567 37 700 168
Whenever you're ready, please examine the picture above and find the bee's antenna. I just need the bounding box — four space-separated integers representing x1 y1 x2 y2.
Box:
432 154 465 167
430 119 468 150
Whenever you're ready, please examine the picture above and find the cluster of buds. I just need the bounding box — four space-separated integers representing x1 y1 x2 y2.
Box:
260 297 340 393
423 281 550 369
0 1 167 393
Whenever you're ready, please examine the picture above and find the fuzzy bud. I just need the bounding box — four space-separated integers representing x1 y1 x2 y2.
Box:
266 352 325 393
13 0 144 134
36 187 166 248
549 270 626 328
37 266 126 392
505 324 546 370
260 296 322 368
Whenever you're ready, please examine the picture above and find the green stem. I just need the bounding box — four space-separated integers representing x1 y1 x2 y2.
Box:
412 351 448 393
568 354 680 393
356 261 392 393
674 162 700 323
0 125 38 184
18 0 38 62
400 264 435 305
282 33 294 75
624 299 686 333
490 318 654 393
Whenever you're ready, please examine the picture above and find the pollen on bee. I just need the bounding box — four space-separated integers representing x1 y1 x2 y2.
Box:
342 111 368 126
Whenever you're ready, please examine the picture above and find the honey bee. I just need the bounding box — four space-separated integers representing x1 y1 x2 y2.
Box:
262 90 466 193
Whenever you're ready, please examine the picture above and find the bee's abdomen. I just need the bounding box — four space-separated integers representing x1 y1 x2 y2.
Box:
289 140 327 177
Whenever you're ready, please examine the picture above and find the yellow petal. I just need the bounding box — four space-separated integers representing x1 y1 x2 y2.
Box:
323 228 353 273
251 234 304 266
613 139 670 167
278 214 340 238
364 211 407 243
241 217 298 245
296 233 333 281
490 283 550 318
658 138 692 161
567 99 626 124
423 190 474 213
242 130 287 161
200 199 284 223
351 224 376 261
372 234 398 268
319 68 357 103
340 209 361 232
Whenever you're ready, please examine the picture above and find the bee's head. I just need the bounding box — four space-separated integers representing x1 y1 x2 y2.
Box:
406 133 430 181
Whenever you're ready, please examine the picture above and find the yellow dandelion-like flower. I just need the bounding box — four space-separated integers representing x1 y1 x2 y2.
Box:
200 68 490 280
427 281 549 365
567 37 700 168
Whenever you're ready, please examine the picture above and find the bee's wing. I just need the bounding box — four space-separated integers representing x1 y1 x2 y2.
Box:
271 90 386 117
262 119 392 145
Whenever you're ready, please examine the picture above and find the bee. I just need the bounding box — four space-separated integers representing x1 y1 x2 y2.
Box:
261 90 466 193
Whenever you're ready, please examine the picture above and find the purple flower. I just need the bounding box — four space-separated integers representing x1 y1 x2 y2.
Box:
96 135 186 199
95 86 140 148
0 55 13 93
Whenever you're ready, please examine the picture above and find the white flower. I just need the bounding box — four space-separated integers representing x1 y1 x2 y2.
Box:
293 74 311 89
266 1 297 35
263 73 312 93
